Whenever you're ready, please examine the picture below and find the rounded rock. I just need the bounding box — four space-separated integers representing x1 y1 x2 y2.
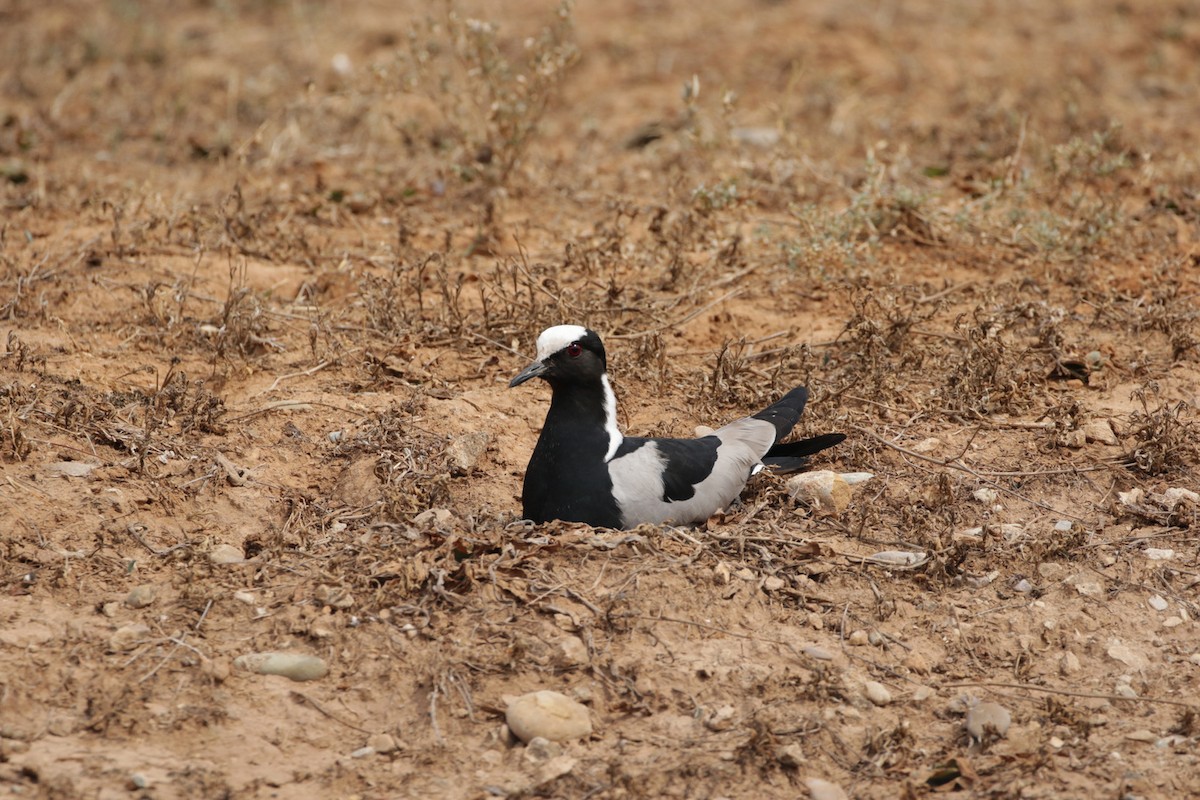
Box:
805 777 849 800
209 544 245 564
108 623 152 652
124 584 156 609
505 690 591 743
863 680 892 706
367 733 397 754
964 701 1011 740
787 470 852 512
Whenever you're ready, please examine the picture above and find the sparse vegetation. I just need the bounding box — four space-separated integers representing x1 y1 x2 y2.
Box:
2 0 1199 798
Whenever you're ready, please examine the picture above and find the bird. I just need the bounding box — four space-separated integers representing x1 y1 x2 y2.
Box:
509 324 845 528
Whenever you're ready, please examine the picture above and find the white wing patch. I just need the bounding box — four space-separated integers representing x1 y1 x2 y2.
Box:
535 324 589 361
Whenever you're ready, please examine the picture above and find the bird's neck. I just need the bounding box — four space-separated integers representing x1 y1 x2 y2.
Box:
545 373 622 461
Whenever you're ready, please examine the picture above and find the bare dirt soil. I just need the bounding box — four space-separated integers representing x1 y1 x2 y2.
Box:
3 1 1200 798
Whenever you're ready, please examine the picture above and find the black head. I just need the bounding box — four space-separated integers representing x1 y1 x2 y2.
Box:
509 325 607 387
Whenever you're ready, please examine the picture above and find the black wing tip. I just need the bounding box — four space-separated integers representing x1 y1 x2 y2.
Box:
765 431 846 459
761 431 845 474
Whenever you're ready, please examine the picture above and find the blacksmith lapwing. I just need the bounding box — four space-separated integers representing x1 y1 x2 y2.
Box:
509 325 844 528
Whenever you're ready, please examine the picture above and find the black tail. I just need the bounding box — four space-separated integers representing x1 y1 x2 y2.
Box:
762 432 846 471
752 387 844 472
752 386 809 442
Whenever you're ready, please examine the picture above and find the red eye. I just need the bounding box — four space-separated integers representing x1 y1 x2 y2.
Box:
566 342 583 358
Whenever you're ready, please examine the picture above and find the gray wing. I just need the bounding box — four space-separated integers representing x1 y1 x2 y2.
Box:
609 418 777 526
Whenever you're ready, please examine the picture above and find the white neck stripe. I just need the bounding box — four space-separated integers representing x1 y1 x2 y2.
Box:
601 373 622 461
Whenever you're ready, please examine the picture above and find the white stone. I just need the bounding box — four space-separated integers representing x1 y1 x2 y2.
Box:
787 470 851 512
865 550 928 568
972 488 998 504
965 702 1011 739
367 733 397 754
1144 548 1174 561
1082 419 1118 446
705 705 737 731
804 777 849 800
505 691 591 743
555 636 588 667
1148 595 1169 612
1106 641 1148 671
1164 487 1199 506
912 685 935 702
776 743 805 767
209 544 244 564
446 431 491 472
863 681 892 706
234 652 328 682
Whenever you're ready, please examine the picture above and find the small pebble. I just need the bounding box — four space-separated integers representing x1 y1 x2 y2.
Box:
1053 519 1073 533
1082 419 1118 446
804 777 849 800
865 550 928 567
413 508 454 528
1013 578 1033 593
912 685 934 702
233 591 255 605
762 575 785 592
1060 651 1082 675
1163 487 1199 506
234 652 328 682
972 488 998 504
1148 595 1169 612
128 773 148 790
555 636 588 667
505 691 591 743
108 623 152 652
446 431 492 472
776 743 805 767
522 736 562 764
863 680 892 706
209 544 244 564
1163 616 1185 628
1107 642 1148 671
1144 548 1174 561
124 584 156 609
704 705 736 732
350 746 374 759
964 702 1011 739
802 646 834 661
847 629 869 646
367 733 397 754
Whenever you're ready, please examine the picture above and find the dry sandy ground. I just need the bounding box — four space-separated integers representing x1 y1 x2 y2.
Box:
2 1 1200 798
